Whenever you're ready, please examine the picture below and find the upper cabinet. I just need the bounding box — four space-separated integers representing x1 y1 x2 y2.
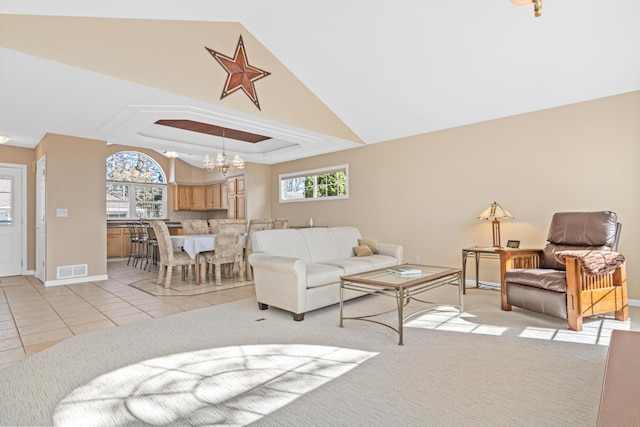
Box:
191 186 206 211
221 183 229 209
227 176 246 219
173 185 192 211
173 183 227 211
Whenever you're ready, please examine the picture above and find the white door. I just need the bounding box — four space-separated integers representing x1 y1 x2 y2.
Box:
0 165 23 277
35 156 46 282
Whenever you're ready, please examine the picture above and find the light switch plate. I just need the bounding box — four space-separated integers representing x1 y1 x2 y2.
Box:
56 208 68 217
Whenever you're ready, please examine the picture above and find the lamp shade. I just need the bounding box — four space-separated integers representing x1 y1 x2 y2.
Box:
477 202 514 221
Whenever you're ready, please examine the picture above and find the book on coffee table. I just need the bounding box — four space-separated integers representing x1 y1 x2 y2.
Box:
387 266 422 276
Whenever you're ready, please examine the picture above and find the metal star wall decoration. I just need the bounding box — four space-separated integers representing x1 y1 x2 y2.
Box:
205 35 270 110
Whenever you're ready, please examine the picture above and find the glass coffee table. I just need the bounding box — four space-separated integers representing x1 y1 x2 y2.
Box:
339 264 463 345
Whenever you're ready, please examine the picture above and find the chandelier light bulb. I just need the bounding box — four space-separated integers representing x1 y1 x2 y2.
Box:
202 128 245 176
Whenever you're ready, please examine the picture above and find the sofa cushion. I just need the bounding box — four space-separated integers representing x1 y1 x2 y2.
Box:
504 269 567 292
252 229 312 264
356 254 399 270
330 227 363 259
300 228 342 263
306 264 344 288
318 258 374 275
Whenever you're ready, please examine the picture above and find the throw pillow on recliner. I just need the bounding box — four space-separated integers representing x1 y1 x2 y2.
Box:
358 238 379 254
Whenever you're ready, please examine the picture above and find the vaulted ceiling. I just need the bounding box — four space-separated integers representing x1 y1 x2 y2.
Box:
1 1 639 168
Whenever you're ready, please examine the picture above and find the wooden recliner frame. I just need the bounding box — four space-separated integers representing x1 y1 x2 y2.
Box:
500 249 628 331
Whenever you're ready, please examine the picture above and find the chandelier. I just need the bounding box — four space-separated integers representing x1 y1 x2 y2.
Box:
511 0 544 17
203 130 245 176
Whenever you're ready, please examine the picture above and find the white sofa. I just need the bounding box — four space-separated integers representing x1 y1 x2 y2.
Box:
248 226 403 320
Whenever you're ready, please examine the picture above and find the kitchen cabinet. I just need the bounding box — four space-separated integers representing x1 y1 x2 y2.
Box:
227 176 245 219
191 185 206 210
205 184 222 210
173 182 231 212
173 185 192 211
107 227 131 258
221 183 229 209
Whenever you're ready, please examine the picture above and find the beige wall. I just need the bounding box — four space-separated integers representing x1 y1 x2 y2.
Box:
3 92 639 301
245 163 273 220
40 134 107 280
0 145 36 270
270 91 640 300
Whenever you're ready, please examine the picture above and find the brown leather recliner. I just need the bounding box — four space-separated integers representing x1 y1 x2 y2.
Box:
499 211 628 331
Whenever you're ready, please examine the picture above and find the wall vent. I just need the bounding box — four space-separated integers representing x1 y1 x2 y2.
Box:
57 264 88 280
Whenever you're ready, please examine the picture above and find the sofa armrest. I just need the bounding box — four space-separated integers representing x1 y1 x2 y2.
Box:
249 253 306 275
378 243 403 264
248 253 308 314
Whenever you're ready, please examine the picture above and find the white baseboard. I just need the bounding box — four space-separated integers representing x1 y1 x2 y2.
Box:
44 274 109 287
465 280 640 307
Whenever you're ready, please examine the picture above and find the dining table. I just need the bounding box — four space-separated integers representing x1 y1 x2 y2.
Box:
170 234 216 285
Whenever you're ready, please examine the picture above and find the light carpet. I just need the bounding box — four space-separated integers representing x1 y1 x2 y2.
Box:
0 286 636 426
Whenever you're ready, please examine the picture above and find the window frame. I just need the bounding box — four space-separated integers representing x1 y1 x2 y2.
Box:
278 164 349 203
106 151 168 220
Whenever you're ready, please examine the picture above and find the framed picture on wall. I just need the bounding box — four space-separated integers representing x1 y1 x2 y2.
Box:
506 240 520 248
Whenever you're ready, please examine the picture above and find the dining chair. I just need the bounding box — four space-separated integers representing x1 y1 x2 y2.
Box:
151 221 200 288
181 219 210 235
273 218 289 229
244 219 274 280
204 223 246 285
207 219 220 234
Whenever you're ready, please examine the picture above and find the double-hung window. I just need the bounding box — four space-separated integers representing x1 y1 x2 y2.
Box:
279 164 349 203
106 151 167 219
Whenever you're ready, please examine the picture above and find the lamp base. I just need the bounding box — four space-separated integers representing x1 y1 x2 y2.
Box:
492 220 501 248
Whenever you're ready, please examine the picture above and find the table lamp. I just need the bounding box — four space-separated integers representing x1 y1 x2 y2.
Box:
477 202 514 247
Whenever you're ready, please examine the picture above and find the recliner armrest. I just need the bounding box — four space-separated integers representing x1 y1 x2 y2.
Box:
499 248 543 311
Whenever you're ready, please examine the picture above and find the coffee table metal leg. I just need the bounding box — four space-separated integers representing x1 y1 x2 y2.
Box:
397 286 404 346
475 253 480 288
461 250 468 295
339 280 345 327
458 272 464 312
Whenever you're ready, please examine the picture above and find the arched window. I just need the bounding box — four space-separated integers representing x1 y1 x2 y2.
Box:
106 151 168 219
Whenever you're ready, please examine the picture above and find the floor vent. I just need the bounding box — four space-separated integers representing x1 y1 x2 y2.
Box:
57 264 88 280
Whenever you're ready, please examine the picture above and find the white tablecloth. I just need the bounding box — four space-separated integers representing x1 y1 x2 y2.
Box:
171 234 216 258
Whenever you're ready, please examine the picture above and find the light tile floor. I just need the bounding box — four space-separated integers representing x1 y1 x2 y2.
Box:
0 261 255 370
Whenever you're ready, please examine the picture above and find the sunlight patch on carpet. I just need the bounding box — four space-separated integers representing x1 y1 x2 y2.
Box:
53 344 377 426
405 305 630 345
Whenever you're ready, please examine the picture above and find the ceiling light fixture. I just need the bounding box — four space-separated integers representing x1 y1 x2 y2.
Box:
0 135 10 144
511 0 544 17
203 129 245 176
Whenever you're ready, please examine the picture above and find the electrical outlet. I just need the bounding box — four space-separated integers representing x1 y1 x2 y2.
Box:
414 255 420 262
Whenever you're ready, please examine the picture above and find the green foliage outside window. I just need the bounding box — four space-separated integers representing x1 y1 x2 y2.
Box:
280 165 348 202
